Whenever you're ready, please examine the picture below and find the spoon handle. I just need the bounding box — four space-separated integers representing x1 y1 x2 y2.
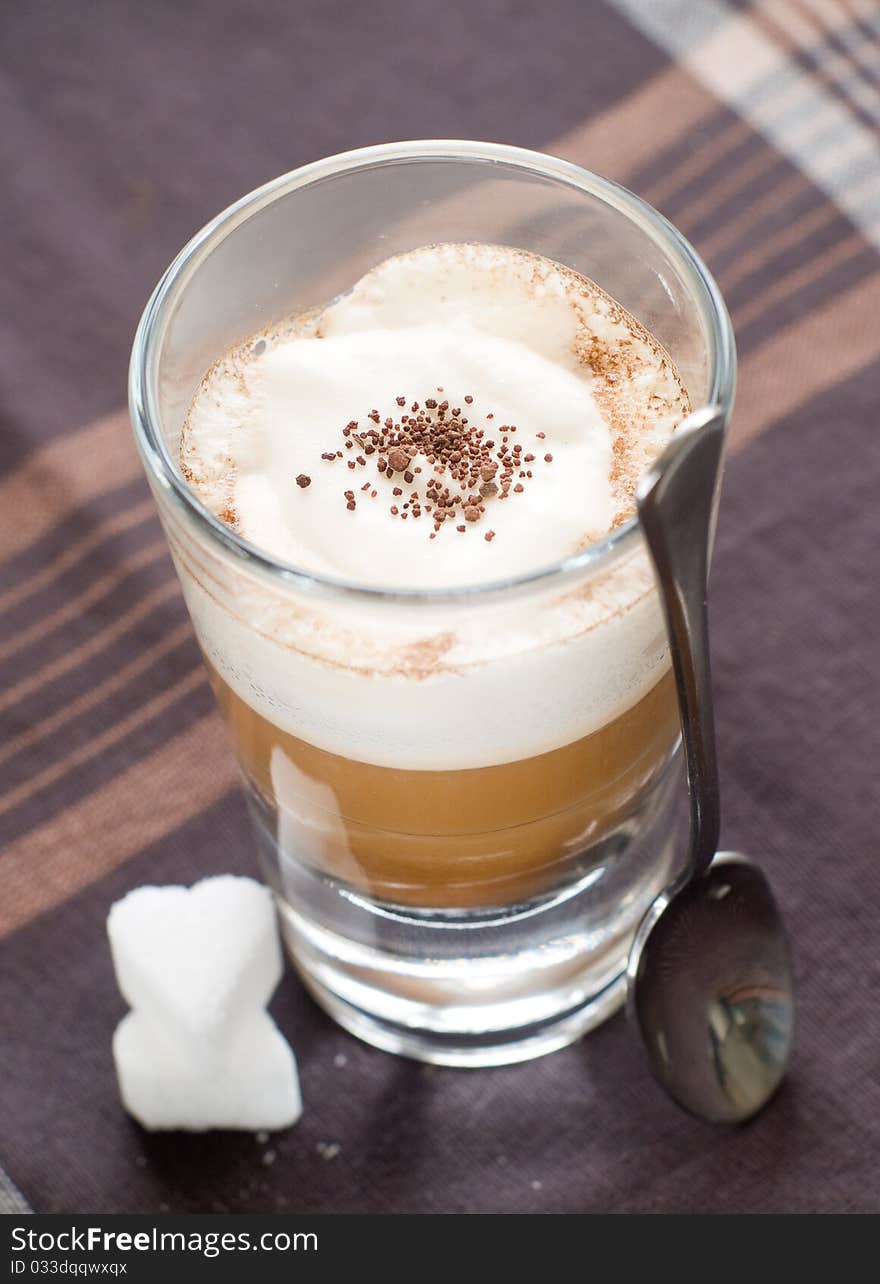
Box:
637 405 726 883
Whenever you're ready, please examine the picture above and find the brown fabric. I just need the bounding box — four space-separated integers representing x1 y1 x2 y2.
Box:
1 0 879 1214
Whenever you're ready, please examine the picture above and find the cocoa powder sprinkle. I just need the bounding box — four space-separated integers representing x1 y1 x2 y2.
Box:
312 392 557 542
388 448 411 472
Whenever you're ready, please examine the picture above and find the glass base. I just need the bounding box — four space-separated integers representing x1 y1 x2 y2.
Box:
295 953 627 1067
259 754 681 1067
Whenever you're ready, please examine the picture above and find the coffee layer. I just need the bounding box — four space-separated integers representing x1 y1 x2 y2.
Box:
209 661 679 907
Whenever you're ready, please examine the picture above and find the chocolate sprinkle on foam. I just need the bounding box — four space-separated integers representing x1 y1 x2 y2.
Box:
300 392 556 541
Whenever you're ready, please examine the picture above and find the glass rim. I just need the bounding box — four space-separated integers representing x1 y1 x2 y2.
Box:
128 138 736 606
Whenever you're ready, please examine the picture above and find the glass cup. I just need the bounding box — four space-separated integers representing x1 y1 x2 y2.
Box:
129 141 735 1066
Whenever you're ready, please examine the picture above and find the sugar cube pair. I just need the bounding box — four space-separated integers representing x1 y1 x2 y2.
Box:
107 875 301 1132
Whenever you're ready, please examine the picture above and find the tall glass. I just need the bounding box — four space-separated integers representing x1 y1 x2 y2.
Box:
130 142 735 1066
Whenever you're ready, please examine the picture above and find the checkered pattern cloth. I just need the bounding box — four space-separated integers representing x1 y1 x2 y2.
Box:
1 0 878 1213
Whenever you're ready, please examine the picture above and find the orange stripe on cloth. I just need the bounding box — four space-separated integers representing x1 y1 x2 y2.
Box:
0 580 180 717
552 62 716 182
734 271 880 449
0 620 193 770
0 665 205 819
0 539 168 666
0 713 237 938
0 497 155 615
0 410 141 562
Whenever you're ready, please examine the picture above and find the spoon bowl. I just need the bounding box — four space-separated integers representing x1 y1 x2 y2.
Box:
629 852 794 1124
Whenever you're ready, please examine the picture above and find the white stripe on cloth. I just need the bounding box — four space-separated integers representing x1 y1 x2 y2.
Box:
608 0 880 251
0 1165 31 1214
768 0 880 126
799 0 880 75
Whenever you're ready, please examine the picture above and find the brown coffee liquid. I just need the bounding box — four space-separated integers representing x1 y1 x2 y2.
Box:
207 661 679 908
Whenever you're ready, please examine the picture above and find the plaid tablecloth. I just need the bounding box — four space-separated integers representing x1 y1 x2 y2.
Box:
1 0 878 1214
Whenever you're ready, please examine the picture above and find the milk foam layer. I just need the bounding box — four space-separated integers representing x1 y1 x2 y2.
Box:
183 244 688 589
177 245 689 769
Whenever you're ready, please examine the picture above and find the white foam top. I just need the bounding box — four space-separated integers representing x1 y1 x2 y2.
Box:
177 246 689 768
183 244 686 589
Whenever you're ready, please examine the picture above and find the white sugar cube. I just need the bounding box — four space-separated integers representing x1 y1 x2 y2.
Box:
107 875 282 1048
113 1010 302 1132
107 874 302 1133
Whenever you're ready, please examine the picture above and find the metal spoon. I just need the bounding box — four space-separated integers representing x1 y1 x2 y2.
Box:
627 404 794 1124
